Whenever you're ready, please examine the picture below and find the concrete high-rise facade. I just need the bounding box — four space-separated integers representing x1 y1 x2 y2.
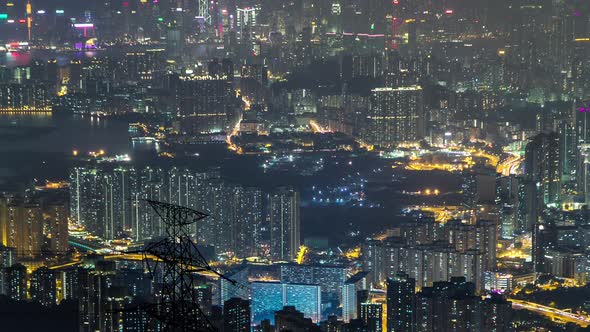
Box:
387 273 415 332
46 203 69 254
224 297 251 332
359 302 383 332
524 132 561 206
269 187 301 261
0 199 43 259
175 75 239 135
363 86 424 147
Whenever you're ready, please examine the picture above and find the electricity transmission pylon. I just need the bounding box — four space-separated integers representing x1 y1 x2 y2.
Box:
135 200 235 331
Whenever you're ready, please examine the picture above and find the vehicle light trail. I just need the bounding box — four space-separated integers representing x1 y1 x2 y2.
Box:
226 114 243 154
497 154 523 176
309 120 329 133
510 298 590 327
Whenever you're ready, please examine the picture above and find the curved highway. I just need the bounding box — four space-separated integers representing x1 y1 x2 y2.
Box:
510 298 590 327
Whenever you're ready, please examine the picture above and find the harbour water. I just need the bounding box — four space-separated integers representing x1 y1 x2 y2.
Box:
0 113 131 183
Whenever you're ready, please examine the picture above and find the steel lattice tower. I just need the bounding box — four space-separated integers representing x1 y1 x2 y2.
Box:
198 0 211 25
135 200 235 331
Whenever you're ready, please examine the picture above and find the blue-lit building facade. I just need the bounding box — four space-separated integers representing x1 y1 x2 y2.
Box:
251 281 321 325
342 271 370 322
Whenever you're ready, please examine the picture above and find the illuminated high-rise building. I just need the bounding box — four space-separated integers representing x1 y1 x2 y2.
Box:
79 261 117 332
0 82 52 112
45 203 69 254
342 271 370 322
175 75 238 134
362 234 487 292
363 86 424 147
30 267 57 307
444 219 497 273
198 0 212 25
0 199 43 259
122 301 151 331
579 144 590 206
280 263 346 306
359 302 383 332
234 186 265 257
57 266 90 303
0 245 15 269
251 281 284 325
3 263 27 301
236 6 259 38
133 166 166 240
224 297 251 332
166 23 183 58
269 187 301 261
123 49 166 82
524 132 561 272
167 167 194 208
198 179 237 254
26 0 32 41
386 273 415 332
415 277 484 332
112 167 134 235
524 132 561 206
285 283 322 323
482 293 513 331
69 167 101 228
191 173 268 258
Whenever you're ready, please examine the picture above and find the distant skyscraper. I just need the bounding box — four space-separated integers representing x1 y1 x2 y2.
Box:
122 300 151 331
363 86 424 147
342 271 370 322
69 167 101 228
70 167 130 240
134 166 166 240
166 24 183 58
199 179 238 254
533 221 558 273
0 82 52 111
224 298 251 332
445 219 497 273
524 132 561 206
236 6 259 38
0 199 43 258
111 167 133 235
3 263 27 301
269 187 301 261
30 267 57 307
361 232 488 292
359 302 383 332
79 261 117 332
387 273 415 332
45 203 69 254
234 186 265 257
176 75 238 134
579 144 590 206
0 245 15 269
415 277 485 331
483 293 513 331
524 132 561 272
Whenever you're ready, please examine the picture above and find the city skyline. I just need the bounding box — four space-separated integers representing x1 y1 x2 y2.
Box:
0 0 590 331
